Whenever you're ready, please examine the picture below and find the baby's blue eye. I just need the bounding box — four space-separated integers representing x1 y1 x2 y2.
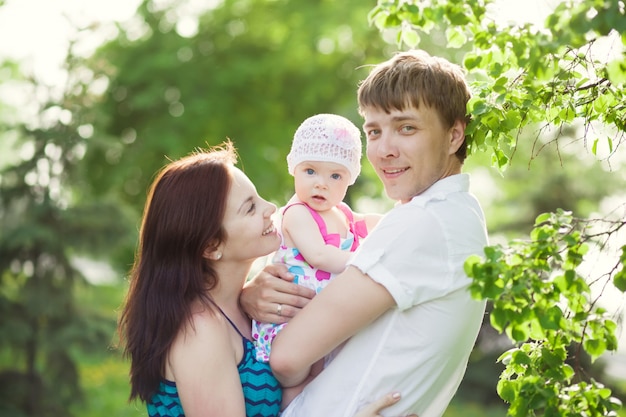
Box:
306 168 315 175
331 173 341 180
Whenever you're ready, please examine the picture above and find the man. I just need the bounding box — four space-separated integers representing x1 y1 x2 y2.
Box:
241 50 489 417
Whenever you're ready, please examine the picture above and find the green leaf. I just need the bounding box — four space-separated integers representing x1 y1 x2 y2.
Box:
463 254 482 275
384 13 402 27
614 247 626 292
497 379 517 402
494 148 509 168
606 58 626 85
537 305 564 330
490 307 507 333
584 338 607 361
507 323 530 342
464 53 483 70
511 348 532 366
468 97 489 115
540 345 564 368
613 268 626 292
400 27 420 48
535 212 552 225
446 26 467 48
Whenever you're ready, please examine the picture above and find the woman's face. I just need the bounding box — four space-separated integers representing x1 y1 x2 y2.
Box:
218 166 280 262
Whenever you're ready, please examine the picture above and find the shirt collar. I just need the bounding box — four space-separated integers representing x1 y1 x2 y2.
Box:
404 173 470 206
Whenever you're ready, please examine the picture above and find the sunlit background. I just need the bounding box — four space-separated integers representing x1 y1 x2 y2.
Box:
0 0 624 416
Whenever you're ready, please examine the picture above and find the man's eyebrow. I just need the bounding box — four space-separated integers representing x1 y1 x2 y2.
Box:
391 115 417 122
363 114 417 128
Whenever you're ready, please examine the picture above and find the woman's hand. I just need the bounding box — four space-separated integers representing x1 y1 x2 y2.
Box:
354 392 418 417
240 264 315 324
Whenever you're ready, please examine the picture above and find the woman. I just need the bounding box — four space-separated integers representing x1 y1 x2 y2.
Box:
117 141 408 417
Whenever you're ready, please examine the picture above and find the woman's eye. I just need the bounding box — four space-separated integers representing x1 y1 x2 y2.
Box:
247 203 256 214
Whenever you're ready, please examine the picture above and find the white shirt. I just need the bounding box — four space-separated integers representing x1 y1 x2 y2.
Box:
281 174 489 417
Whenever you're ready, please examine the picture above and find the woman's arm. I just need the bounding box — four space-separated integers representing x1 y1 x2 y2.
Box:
269 265 395 387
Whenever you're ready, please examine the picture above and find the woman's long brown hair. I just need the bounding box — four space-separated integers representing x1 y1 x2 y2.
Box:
118 142 236 402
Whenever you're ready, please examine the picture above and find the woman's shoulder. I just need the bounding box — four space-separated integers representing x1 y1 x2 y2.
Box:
165 304 234 381
172 302 227 346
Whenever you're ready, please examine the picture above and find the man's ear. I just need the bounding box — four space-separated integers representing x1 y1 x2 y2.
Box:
448 119 466 155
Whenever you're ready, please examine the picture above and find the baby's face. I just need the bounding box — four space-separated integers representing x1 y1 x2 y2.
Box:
293 161 351 212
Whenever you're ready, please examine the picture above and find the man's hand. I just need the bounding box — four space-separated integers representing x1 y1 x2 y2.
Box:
241 264 315 324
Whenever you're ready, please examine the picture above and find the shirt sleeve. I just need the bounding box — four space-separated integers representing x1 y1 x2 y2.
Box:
348 204 453 310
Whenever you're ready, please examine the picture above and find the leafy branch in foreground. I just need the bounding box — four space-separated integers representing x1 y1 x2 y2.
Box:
465 209 625 416
368 0 626 169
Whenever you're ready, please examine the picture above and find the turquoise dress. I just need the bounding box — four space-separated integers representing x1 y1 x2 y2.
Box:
147 309 283 417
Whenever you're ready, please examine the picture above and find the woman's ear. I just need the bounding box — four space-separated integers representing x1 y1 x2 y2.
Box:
448 119 466 155
203 242 223 261
207 250 222 261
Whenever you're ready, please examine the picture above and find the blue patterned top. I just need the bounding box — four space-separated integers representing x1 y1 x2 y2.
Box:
147 314 282 417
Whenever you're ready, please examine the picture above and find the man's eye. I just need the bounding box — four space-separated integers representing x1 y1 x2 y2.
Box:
366 129 380 138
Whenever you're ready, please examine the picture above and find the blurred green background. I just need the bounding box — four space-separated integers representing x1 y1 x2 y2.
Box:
0 0 624 416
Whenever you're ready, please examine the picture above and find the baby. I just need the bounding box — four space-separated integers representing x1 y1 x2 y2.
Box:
252 113 381 363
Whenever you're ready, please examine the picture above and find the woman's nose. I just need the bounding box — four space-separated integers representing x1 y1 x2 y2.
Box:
265 201 277 216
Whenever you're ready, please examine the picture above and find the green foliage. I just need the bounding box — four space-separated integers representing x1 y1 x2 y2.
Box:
615 246 626 292
444 399 507 417
467 210 616 354
0 45 133 417
67 284 140 417
464 136 623 237
72 356 140 417
465 210 624 415
369 0 626 169
84 0 389 232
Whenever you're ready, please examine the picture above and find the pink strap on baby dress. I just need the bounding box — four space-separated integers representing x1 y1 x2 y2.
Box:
282 202 368 251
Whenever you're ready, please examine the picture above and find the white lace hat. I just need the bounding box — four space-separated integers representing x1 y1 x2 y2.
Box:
287 114 362 185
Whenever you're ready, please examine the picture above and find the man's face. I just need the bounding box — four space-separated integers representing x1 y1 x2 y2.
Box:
362 105 462 203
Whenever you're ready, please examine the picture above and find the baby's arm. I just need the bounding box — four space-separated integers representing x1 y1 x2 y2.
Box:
355 212 383 233
282 205 351 274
